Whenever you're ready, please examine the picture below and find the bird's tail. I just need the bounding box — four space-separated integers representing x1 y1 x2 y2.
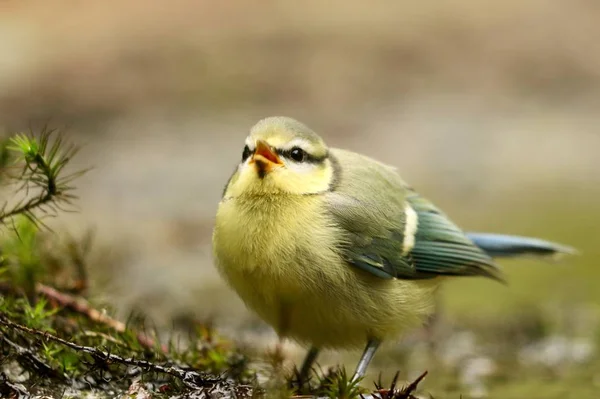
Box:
466 232 577 260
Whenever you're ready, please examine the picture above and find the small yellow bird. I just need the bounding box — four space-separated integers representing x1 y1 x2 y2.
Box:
212 116 573 382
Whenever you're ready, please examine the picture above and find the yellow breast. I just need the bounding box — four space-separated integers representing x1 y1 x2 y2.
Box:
212 193 438 348
214 194 337 271
213 194 341 320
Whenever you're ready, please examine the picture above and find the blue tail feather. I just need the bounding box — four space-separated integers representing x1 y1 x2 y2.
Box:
465 232 576 259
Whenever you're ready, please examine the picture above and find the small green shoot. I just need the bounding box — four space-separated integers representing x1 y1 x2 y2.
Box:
1 127 88 228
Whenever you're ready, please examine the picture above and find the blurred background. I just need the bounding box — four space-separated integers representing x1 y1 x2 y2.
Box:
1 1 599 397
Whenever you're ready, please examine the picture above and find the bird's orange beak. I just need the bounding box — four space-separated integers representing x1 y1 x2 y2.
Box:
253 140 282 165
251 139 282 171
250 140 282 178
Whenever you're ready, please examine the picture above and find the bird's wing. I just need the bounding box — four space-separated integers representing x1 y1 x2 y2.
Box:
326 149 503 282
327 191 415 280
404 192 504 281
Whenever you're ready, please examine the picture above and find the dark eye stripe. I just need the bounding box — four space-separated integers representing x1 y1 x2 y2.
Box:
276 148 329 164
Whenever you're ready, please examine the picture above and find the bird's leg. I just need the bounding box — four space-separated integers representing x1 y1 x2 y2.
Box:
298 346 320 385
351 339 381 383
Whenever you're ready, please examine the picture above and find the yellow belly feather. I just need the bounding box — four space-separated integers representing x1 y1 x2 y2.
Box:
213 194 438 348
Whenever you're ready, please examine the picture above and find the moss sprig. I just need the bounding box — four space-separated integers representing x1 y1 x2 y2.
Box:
0 126 88 228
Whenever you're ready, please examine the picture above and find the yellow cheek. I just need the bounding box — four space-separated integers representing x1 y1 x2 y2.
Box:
224 159 334 197
271 159 334 195
274 166 332 194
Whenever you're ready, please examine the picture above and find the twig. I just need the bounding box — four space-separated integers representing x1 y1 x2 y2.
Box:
0 331 68 382
0 314 220 390
371 370 428 399
35 283 167 353
396 370 428 399
0 282 165 352
0 372 30 398
81 331 128 347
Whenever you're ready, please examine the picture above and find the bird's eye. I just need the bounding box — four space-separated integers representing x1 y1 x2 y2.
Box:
290 147 305 162
242 145 252 161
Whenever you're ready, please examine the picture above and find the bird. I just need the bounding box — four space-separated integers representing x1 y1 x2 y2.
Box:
212 116 574 384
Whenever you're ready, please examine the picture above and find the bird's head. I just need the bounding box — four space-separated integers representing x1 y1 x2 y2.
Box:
223 117 337 197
